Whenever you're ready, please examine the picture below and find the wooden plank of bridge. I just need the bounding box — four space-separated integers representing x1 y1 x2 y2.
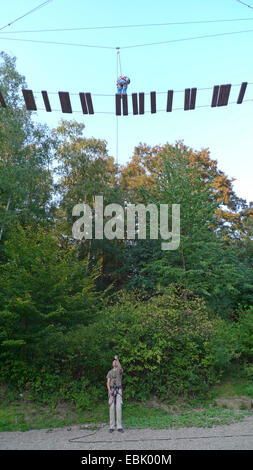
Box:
22 89 37 111
211 85 220 107
150 91 156 113
41 91 52 112
115 94 121 116
184 88 190 110
237 82 247 104
58 91 72 113
190 87 197 110
85 93 94 114
132 93 138 115
139 92 145 114
79 92 88 114
122 94 128 115
166 90 173 112
217 84 231 106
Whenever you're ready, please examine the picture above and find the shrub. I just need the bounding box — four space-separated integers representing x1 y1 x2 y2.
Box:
235 306 253 362
94 287 221 399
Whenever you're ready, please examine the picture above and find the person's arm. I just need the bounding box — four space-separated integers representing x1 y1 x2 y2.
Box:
114 355 123 373
107 377 111 397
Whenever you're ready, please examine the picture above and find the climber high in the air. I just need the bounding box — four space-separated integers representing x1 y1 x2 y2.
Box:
116 47 130 95
116 75 131 95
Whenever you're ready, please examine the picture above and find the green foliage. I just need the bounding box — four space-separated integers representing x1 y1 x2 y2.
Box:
234 306 253 362
90 287 220 399
0 52 252 411
0 52 55 245
121 145 253 315
0 398 249 432
0 224 99 380
205 306 253 380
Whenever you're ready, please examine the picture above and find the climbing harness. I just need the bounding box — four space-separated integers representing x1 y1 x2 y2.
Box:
110 386 121 398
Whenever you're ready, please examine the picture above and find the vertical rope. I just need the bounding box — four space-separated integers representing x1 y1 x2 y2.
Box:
116 48 120 172
118 52 122 76
115 48 120 275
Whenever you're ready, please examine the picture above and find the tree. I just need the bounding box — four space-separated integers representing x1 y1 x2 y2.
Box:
120 144 253 315
0 224 98 371
53 120 125 289
0 52 54 245
120 141 249 238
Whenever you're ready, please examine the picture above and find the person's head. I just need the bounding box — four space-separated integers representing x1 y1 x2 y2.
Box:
112 359 118 368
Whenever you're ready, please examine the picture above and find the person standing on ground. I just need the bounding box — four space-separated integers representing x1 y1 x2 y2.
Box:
106 355 124 433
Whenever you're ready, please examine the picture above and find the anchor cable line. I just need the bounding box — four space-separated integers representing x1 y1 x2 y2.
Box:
2 26 253 49
2 16 253 34
0 0 53 32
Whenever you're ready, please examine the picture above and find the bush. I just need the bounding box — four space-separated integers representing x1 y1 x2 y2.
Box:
205 306 253 384
206 319 238 371
235 306 253 362
2 289 251 405
92 287 221 399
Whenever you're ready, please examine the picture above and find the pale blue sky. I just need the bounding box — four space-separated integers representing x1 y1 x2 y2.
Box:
0 0 253 202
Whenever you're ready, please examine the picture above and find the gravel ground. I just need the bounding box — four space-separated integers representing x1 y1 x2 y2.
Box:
1 414 253 450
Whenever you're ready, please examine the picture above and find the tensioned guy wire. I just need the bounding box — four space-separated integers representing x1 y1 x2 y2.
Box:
32 82 253 97
0 0 52 32
32 99 253 116
236 0 253 9
120 27 253 49
2 16 253 33
0 36 115 49
2 27 253 49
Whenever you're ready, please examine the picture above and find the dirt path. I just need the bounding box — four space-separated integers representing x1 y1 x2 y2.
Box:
1 415 253 450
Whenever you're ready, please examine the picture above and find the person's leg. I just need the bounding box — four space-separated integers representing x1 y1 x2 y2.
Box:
117 85 122 94
116 390 123 431
109 394 115 430
122 85 127 94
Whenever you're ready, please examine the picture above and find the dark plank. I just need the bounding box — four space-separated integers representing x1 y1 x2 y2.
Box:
166 90 173 112
211 85 219 107
79 92 88 114
132 93 138 115
58 92 72 113
184 88 190 110
190 87 197 110
217 84 231 106
85 93 94 114
237 82 247 104
122 94 128 116
139 92 145 114
115 94 121 116
0 90 6 108
150 91 156 113
22 89 37 111
41 91 51 112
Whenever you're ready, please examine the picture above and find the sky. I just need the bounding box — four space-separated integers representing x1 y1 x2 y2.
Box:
0 0 253 203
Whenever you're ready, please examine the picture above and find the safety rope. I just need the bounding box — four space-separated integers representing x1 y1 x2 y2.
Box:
68 424 253 444
118 51 122 76
115 48 120 171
